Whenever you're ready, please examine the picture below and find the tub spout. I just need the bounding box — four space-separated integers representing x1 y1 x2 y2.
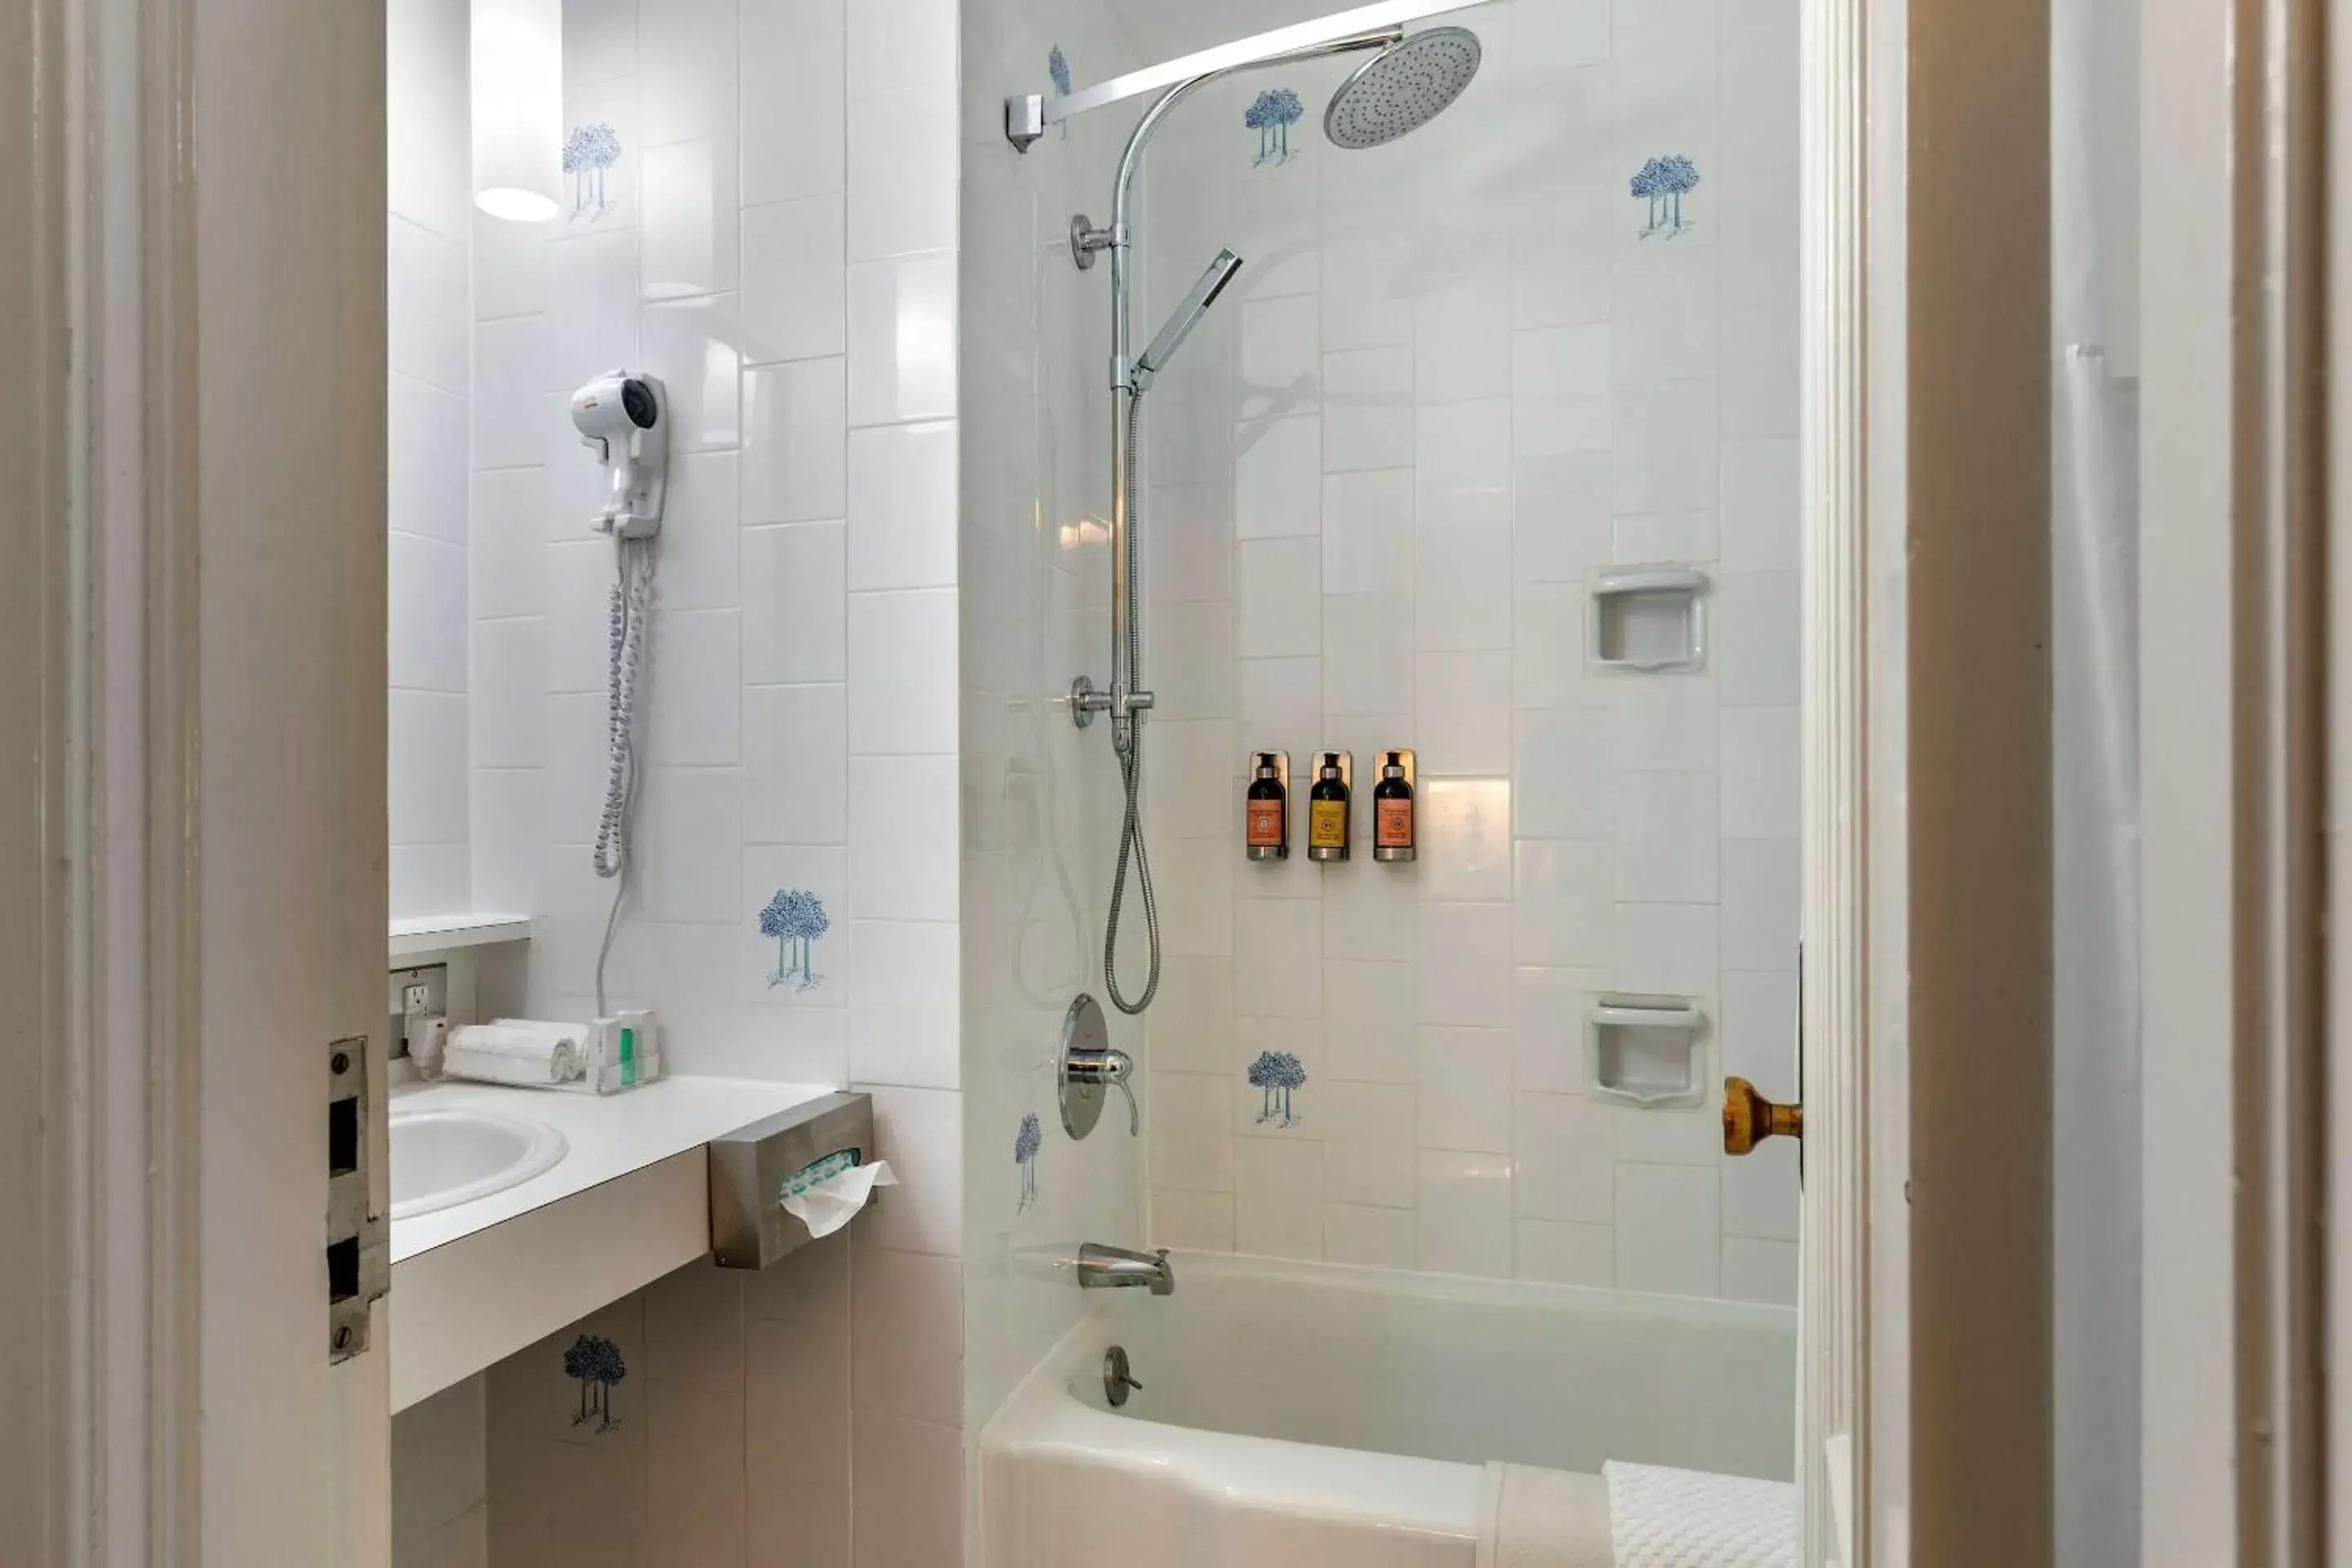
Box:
1077 1242 1174 1295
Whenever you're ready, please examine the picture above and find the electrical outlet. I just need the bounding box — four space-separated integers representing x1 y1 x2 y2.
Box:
386 964 450 1061
386 964 448 1019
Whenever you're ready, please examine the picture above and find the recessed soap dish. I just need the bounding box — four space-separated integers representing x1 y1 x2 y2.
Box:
1587 995 1709 1108
1588 566 1710 673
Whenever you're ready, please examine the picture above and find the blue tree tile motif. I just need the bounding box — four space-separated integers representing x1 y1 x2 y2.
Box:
563 1334 626 1432
758 889 831 992
1014 1111 1043 1213
1245 88 1305 167
562 122 621 220
1631 154 1701 238
1246 1050 1308 1127
1048 45 1073 139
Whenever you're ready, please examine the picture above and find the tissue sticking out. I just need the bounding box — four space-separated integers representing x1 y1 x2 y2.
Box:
779 1155 898 1240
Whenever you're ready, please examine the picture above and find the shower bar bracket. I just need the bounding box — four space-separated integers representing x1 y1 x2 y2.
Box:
1069 675 1153 732
1004 0 1488 149
1070 215 1120 270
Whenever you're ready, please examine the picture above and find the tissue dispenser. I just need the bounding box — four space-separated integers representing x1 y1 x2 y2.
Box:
708 1091 876 1270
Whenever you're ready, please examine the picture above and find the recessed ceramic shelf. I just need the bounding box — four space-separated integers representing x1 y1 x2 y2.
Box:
1587 996 1709 1108
1588 566 1710 674
388 913 535 960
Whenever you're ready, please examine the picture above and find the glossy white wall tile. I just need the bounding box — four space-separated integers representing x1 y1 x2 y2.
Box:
1615 1162 1722 1295
1136 0 1799 1303
644 610 743 765
742 194 848 364
639 292 743 450
741 523 849 683
847 590 960 753
392 377 471 545
743 682 849 844
461 0 963 1102
742 0 844 205
388 3 474 920
462 0 967 1548
469 618 546 769
845 421 959 590
649 140 743 300
845 252 959 425
845 756 959 920
742 357 849 522
846 93 960 262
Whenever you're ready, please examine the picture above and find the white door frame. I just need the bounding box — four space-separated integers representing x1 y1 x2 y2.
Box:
1805 0 2063 1561
20 0 2331 1561
1806 0 2335 1557
12 0 394 1562
2140 0 2330 1556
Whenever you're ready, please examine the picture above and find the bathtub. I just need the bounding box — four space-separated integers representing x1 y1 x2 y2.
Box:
978 1251 1797 1567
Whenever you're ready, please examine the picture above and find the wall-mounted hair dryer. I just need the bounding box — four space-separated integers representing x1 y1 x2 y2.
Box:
570 370 669 537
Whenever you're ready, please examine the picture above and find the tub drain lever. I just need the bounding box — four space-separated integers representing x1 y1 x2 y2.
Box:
1104 1345 1143 1408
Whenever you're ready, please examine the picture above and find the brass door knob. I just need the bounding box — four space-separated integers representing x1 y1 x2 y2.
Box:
1723 1076 1802 1155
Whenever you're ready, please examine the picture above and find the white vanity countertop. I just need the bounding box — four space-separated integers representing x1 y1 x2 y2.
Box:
389 1075 836 1264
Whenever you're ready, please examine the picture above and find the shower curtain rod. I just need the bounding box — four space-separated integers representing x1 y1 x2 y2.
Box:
1004 0 1494 149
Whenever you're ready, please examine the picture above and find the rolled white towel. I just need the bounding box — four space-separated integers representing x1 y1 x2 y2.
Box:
1475 1462 1615 1568
442 1022 588 1088
1602 1459 1794 1568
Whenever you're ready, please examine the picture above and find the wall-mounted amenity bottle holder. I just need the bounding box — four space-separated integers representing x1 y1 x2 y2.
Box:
1371 748 1416 862
1306 751 1352 862
1245 751 1290 861
1588 566 1710 674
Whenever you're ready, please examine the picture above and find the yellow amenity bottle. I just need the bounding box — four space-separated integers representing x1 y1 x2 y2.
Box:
1307 751 1350 862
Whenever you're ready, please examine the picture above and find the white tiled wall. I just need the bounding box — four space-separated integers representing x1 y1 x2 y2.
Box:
956 0 1155 1445
389 0 476 920
394 1375 489 1568
464 0 961 1094
1131 0 1805 1304
457 0 966 1560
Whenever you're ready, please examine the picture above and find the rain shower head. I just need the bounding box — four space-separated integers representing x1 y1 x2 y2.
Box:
1321 25 1482 150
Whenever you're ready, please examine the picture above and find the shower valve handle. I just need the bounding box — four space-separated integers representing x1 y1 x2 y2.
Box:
1066 1047 1138 1136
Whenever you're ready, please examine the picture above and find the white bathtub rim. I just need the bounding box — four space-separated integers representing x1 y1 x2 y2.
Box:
976 1248 1799 1553
980 1296 1484 1544
1140 1248 1799 1327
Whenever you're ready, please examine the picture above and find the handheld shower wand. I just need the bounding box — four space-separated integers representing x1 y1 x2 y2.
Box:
1056 18 1481 1017
1085 250 1244 1016
1134 250 1243 390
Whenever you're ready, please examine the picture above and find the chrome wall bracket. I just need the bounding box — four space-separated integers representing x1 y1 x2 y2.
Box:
1069 675 1156 732
1007 92 1047 150
1070 213 1116 270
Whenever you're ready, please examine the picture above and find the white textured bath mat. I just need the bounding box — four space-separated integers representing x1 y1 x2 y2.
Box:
1601 1460 1796 1568
1474 1463 1614 1568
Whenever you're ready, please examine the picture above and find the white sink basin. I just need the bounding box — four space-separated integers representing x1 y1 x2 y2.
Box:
390 1103 568 1219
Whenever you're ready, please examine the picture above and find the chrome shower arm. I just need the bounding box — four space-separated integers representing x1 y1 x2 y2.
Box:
1100 31 1389 392
1004 0 1489 149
